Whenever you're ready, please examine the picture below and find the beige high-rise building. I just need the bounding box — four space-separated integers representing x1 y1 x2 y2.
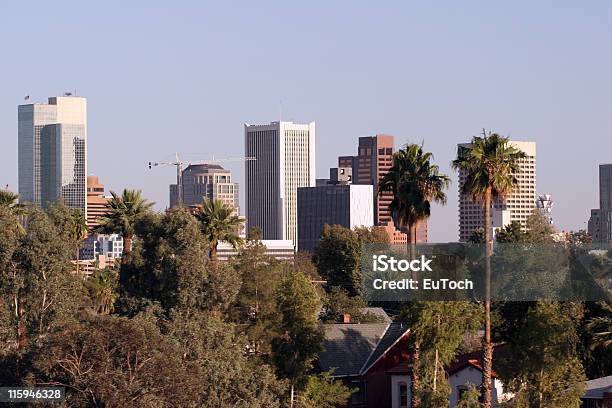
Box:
169 164 239 214
18 95 87 217
86 175 110 230
245 121 316 247
457 140 537 242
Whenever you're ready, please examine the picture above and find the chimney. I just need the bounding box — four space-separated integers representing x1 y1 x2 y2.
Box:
342 313 351 324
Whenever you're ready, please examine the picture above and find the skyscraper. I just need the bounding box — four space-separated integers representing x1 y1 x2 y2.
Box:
19 96 87 216
588 164 612 243
339 135 428 243
457 140 537 242
169 164 239 213
245 121 315 247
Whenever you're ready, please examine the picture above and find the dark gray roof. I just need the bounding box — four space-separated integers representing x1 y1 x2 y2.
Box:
318 323 389 377
318 322 410 377
361 322 410 372
584 375 612 399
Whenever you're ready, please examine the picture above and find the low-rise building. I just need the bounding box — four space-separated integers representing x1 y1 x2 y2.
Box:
297 184 374 252
217 239 294 261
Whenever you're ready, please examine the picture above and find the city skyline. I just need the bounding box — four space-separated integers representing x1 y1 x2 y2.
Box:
2 2 611 242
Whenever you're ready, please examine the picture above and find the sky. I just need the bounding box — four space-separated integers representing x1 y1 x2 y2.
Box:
1 1 611 242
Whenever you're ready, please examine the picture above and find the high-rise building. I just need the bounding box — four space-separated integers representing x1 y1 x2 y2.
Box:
169 164 239 213
19 96 87 216
87 175 110 230
457 140 537 242
588 164 612 243
297 184 374 252
339 135 428 243
245 121 315 247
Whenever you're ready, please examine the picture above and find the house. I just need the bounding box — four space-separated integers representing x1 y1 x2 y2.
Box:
317 309 510 408
582 375 612 408
317 310 411 408
446 348 511 406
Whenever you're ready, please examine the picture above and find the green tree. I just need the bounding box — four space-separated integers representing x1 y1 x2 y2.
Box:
167 310 286 407
495 221 526 243
525 209 555 243
378 143 450 249
272 271 324 403
403 301 482 407
232 230 284 354
313 225 387 297
195 198 244 271
296 371 353 408
121 208 239 315
24 314 202 407
320 286 382 323
453 130 526 408
500 301 586 408
95 189 154 255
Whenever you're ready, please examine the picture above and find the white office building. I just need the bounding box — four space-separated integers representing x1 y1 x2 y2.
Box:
19 96 87 216
245 121 316 248
458 140 536 241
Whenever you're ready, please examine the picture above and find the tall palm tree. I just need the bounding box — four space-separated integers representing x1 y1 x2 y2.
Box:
379 144 450 251
378 143 450 408
95 189 154 255
68 209 88 274
452 130 525 407
195 199 244 271
86 270 118 314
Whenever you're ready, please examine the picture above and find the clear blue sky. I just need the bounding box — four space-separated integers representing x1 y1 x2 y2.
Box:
1 1 611 242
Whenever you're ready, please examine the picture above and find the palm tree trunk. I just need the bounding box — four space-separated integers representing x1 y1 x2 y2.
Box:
123 234 133 255
409 221 420 408
481 188 493 408
411 341 421 408
210 243 218 272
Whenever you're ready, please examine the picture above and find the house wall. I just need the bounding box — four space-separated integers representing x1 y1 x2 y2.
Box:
448 366 505 407
363 333 411 408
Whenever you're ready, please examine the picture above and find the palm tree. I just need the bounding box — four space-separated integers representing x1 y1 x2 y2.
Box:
378 143 450 408
587 302 612 349
86 270 118 314
379 144 450 251
0 189 26 216
95 189 154 255
452 130 525 407
195 199 244 271
68 209 88 274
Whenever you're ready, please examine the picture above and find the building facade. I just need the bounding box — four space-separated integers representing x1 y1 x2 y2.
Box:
457 140 537 242
245 121 315 247
87 175 110 230
169 164 239 213
297 184 374 252
588 164 612 243
19 96 87 216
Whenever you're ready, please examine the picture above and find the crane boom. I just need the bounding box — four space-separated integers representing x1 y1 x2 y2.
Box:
147 153 256 207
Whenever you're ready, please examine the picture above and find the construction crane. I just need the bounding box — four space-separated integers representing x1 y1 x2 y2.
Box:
148 153 256 206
